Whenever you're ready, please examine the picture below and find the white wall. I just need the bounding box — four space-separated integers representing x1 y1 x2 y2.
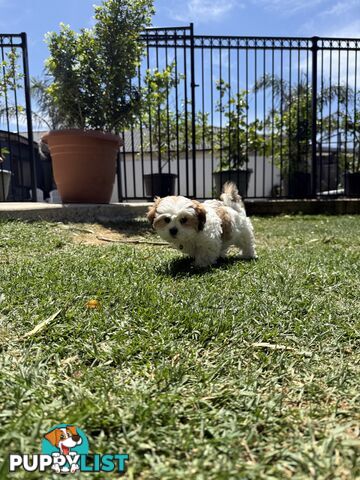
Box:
111 152 281 201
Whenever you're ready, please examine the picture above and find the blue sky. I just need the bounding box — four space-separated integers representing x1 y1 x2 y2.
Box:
0 0 359 79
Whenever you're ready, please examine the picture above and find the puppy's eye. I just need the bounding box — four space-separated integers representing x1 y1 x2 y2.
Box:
164 217 170 224
180 217 187 224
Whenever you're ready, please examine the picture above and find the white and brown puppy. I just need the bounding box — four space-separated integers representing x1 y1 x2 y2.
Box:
147 182 256 267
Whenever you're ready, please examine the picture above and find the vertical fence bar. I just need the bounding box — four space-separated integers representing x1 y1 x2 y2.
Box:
271 42 275 196
190 23 197 197
353 44 358 173
210 39 214 196
328 44 333 193
201 38 205 199
219 40 223 188
146 41 154 198
121 129 128 199
228 40 231 184
155 35 162 176
296 43 301 180
165 34 171 175
280 43 284 197
174 31 180 195
344 43 350 172
245 42 249 196
311 36 318 196
228 40 232 189
262 43 266 197
21 32 37 201
254 42 257 198
319 42 324 194
183 32 189 197
116 150 123 201
336 44 341 191
236 40 240 192
288 46 292 196
129 76 136 198
0 42 13 201
305 44 310 189
137 62 145 198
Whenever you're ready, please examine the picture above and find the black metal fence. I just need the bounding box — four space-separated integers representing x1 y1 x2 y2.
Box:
0 33 37 202
118 26 360 200
0 28 359 203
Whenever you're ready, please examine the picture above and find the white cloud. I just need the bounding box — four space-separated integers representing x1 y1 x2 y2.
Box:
321 0 358 17
255 0 326 15
291 6 360 90
298 20 360 88
324 19 360 38
169 0 244 23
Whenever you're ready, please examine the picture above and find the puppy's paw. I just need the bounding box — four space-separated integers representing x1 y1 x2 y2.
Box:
239 252 258 260
194 256 217 268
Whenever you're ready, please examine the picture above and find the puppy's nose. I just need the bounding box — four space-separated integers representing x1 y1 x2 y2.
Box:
72 435 80 442
169 227 178 236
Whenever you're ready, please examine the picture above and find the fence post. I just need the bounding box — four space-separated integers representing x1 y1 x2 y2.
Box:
311 36 319 197
190 23 197 198
116 150 123 202
21 32 37 202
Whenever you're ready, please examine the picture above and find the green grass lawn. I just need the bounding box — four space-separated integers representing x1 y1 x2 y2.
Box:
0 215 359 479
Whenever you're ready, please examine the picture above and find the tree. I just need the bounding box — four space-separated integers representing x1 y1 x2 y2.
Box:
255 74 351 175
41 0 154 133
141 63 211 173
0 48 24 159
214 79 264 171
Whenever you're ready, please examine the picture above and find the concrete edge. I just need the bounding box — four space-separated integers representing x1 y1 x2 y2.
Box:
0 203 150 223
0 199 359 222
244 199 360 216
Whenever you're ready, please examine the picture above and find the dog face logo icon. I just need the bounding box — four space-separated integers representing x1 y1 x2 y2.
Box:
44 425 82 456
42 424 89 474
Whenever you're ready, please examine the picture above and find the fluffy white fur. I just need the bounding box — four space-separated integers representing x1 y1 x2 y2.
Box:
147 182 256 267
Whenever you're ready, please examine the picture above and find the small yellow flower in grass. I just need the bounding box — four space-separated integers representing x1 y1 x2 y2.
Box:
86 299 100 309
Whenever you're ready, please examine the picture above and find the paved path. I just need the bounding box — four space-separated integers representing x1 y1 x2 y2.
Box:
0 199 359 222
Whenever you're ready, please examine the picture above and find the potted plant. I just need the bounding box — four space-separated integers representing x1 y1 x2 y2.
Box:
40 0 154 203
257 74 349 197
270 104 312 198
213 80 264 197
140 63 211 197
141 64 179 197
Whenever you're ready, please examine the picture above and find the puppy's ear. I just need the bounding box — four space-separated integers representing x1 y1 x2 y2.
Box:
147 197 162 225
44 429 60 446
67 425 77 437
192 200 206 231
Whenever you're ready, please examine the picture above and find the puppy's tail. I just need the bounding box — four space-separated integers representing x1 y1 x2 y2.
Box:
220 182 244 212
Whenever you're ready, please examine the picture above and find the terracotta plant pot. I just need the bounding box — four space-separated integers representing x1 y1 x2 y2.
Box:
41 129 122 203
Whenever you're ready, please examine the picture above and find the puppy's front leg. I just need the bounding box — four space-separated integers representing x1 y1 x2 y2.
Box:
194 252 218 268
193 240 221 268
